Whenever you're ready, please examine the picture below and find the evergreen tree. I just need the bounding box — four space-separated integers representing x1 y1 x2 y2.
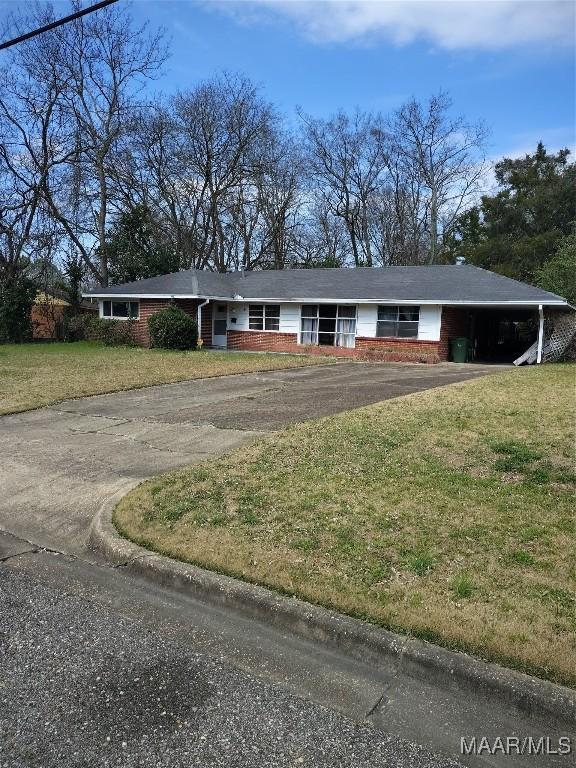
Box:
106 206 179 284
535 233 576 305
452 143 575 282
0 276 37 343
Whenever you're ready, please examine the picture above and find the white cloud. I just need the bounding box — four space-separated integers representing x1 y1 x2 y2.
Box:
210 0 575 50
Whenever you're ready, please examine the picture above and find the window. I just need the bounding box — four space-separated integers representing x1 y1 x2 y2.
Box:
300 305 356 348
102 300 139 320
376 306 419 338
249 304 280 331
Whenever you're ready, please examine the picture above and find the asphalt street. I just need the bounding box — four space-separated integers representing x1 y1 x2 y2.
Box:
1 533 570 768
0 563 462 768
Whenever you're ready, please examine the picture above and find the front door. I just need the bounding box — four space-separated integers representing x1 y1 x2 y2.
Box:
212 303 228 347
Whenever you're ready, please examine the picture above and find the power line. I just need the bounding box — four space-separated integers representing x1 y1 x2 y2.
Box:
0 0 120 52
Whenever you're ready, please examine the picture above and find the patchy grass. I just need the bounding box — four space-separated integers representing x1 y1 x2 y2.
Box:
452 573 476 600
0 341 329 415
115 364 576 687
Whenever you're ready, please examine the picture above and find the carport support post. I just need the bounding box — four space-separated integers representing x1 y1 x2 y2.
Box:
536 304 544 364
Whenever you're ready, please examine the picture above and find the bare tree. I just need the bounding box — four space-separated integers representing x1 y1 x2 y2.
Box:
390 92 488 263
173 74 276 272
113 103 209 270
254 134 302 269
0 45 66 284
2 1 167 286
294 199 349 268
301 110 386 266
1 0 490 284
367 138 429 266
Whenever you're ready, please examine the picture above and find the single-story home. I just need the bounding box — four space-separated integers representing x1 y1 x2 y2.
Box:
84 264 570 363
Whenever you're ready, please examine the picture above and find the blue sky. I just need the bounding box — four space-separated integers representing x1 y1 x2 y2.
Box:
2 0 575 163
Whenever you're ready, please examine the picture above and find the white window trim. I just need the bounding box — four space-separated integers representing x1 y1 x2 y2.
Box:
248 304 281 332
376 305 420 339
100 299 140 321
299 304 357 347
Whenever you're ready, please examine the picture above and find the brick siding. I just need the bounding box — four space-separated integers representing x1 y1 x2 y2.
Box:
438 307 470 361
199 302 213 347
355 336 441 363
130 299 206 347
227 329 299 351
227 329 441 362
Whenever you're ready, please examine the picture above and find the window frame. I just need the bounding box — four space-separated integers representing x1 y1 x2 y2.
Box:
101 299 140 321
299 304 357 348
248 304 281 332
376 305 420 339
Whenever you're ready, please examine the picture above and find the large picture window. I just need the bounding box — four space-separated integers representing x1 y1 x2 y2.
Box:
249 304 280 331
300 304 356 348
376 306 419 338
102 300 139 320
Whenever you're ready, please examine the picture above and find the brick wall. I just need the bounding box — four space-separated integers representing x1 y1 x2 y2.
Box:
199 302 213 347
227 329 299 351
31 303 66 340
130 299 203 347
227 329 441 362
355 336 441 363
438 307 470 361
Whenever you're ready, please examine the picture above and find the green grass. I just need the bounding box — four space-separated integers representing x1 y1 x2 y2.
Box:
115 364 576 687
0 341 329 415
452 573 476 600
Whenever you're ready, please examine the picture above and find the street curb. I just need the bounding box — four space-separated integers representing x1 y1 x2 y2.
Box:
90 493 575 729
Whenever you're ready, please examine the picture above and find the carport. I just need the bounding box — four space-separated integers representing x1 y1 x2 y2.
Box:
454 303 575 365
468 306 538 363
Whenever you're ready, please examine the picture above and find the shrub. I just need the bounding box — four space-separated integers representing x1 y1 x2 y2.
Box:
148 304 198 350
64 314 135 346
91 317 135 346
62 313 93 342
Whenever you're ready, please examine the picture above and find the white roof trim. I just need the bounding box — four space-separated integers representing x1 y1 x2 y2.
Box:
84 293 569 307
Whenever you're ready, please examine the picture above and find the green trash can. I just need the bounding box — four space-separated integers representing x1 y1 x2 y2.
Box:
450 336 469 363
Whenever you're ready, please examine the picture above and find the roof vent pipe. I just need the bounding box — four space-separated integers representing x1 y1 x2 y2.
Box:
455 256 466 265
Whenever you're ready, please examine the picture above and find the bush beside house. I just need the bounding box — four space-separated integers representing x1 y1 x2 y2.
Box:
61 303 199 349
148 304 198 350
63 314 135 346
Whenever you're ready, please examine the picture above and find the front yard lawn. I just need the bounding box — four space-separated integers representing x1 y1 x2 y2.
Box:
115 365 576 687
0 341 329 415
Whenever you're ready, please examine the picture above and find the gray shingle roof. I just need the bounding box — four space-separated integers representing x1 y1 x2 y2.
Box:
84 265 568 305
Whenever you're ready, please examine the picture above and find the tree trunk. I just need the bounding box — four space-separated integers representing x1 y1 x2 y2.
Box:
429 186 438 264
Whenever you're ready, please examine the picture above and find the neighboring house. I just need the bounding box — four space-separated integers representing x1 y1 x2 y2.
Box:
84 265 570 363
31 291 98 340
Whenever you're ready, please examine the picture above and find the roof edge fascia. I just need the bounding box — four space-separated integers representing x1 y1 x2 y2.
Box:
82 293 569 307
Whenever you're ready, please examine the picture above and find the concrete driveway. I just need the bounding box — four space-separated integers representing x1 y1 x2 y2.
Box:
0 361 500 555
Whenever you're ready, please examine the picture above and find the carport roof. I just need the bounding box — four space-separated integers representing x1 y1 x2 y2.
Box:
84 265 568 306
